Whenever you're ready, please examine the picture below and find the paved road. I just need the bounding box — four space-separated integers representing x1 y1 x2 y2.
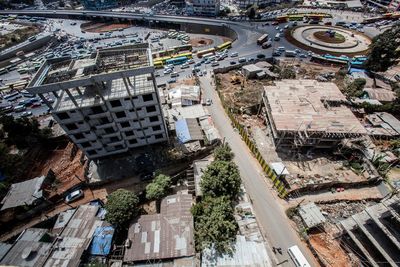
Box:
199 74 317 267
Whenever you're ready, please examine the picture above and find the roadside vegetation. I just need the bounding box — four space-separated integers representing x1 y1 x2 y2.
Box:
192 143 241 254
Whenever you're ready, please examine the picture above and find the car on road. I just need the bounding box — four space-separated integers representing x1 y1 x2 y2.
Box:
230 61 236 65
13 105 26 112
205 98 212 105
187 59 195 64
181 63 189 69
257 54 266 59
167 78 177 83
230 52 238 57
211 62 219 67
65 189 84 203
275 26 280 30
272 51 281 57
163 69 173 74
284 24 289 29
20 111 33 117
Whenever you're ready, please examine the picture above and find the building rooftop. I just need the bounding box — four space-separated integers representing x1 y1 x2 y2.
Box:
27 44 153 95
363 88 396 102
175 118 203 144
0 228 52 267
298 202 326 229
53 73 155 112
366 112 400 136
1 176 46 211
88 226 115 256
264 80 367 135
124 194 195 263
201 235 270 267
168 85 201 107
43 204 105 267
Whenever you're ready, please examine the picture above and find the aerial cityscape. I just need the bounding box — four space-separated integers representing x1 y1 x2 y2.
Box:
0 0 399 265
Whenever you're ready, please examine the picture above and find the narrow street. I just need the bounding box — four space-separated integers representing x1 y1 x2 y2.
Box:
200 74 317 267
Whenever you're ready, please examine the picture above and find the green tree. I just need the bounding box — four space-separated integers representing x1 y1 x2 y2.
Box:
105 189 139 228
365 26 400 72
200 160 241 200
248 7 256 20
192 196 238 254
346 78 366 97
214 143 234 161
0 115 52 149
146 174 171 200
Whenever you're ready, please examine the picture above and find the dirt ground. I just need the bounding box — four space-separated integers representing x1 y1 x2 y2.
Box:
189 37 213 47
278 59 341 78
0 25 40 50
27 142 86 197
81 22 132 33
309 224 359 267
216 72 274 110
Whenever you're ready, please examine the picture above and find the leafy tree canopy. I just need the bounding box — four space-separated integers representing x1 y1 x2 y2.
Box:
345 78 366 97
200 160 241 200
146 174 171 200
365 26 400 72
192 196 238 254
105 189 139 228
214 143 234 162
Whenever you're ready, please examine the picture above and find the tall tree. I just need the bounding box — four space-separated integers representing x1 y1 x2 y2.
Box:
200 160 241 200
214 143 234 161
192 196 238 254
365 26 400 72
105 189 139 228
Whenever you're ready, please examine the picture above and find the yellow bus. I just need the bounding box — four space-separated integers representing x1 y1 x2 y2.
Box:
197 48 215 58
172 52 193 59
153 61 164 69
216 41 232 51
154 56 172 64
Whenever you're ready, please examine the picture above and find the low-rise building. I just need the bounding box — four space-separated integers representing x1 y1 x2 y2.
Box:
124 194 195 263
191 0 220 16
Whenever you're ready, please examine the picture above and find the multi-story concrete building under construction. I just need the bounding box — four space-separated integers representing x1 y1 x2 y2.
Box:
27 44 168 159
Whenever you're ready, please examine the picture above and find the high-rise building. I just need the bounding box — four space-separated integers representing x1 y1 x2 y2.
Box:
191 0 220 16
27 44 168 160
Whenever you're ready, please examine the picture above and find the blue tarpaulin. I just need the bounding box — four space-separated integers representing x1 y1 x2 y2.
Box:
349 68 365 73
89 226 115 256
175 119 191 144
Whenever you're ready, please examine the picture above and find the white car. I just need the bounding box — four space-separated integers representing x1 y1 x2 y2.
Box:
230 52 238 57
163 69 173 74
65 189 84 203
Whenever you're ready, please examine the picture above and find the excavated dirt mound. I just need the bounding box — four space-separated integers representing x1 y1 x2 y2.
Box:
313 31 345 44
189 37 213 47
81 21 132 33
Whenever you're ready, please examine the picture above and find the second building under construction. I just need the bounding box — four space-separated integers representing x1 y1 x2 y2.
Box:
262 80 367 149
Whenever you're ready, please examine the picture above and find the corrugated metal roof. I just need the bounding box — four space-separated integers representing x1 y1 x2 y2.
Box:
0 243 12 261
175 119 203 144
1 176 46 211
89 226 115 256
0 228 52 267
124 194 194 262
377 112 400 135
298 202 326 229
201 235 271 267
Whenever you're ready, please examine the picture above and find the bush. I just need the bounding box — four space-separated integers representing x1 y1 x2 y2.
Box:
146 174 171 200
214 143 234 161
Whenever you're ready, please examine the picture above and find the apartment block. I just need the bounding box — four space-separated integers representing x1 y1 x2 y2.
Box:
192 0 220 16
27 44 168 159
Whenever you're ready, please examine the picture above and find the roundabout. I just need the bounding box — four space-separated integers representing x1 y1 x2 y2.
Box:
290 25 371 55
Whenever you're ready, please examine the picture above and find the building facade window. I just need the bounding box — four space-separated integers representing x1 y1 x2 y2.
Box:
142 94 153 102
146 105 156 113
110 100 122 107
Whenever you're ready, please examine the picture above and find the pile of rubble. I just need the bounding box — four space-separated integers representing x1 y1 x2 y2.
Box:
318 200 379 223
